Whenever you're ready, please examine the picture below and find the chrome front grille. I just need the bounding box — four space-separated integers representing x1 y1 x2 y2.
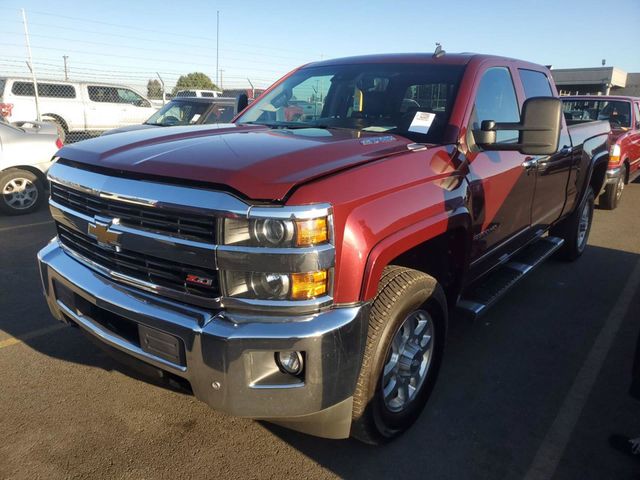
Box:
51 182 217 243
56 222 220 300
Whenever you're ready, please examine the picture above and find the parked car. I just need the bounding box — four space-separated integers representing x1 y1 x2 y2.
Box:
175 89 221 98
0 77 157 143
0 118 61 215
102 97 236 136
38 52 610 444
561 95 640 209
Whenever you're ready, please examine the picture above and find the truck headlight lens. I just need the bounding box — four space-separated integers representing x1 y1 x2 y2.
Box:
250 272 290 298
610 144 621 162
252 218 295 246
223 216 329 247
223 269 328 300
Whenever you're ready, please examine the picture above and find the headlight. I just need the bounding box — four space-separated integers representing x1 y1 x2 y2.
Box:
610 144 621 161
223 216 328 247
224 270 328 300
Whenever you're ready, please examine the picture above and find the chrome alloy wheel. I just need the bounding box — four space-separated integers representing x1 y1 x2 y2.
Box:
616 174 625 201
577 199 591 248
382 309 435 413
2 177 38 210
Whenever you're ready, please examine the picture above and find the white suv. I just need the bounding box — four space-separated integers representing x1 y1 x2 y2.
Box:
0 77 157 142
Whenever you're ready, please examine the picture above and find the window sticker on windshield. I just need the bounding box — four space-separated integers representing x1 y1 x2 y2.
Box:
408 111 435 134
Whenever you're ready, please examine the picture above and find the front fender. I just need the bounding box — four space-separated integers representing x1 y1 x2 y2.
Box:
360 208 471 301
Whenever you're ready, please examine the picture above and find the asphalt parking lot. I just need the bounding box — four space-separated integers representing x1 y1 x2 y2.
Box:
1 181 639 480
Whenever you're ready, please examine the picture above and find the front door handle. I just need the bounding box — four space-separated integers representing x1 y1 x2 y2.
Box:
522 158 538 170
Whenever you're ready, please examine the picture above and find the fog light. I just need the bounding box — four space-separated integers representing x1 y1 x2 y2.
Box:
276 351 304 376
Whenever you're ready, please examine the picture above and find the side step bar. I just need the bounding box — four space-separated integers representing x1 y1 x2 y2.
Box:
456 236 564 320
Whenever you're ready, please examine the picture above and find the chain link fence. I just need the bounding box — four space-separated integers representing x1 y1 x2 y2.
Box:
0 76 266 144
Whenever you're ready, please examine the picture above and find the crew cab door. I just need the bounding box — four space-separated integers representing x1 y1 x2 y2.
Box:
465 66 537 268
516 69 573 230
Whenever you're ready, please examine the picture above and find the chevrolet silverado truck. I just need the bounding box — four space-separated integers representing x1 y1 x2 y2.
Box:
37 53 610 444
561 95 640 209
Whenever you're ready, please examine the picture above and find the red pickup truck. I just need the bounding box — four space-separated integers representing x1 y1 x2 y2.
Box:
562 95 640 209
38 53 610 444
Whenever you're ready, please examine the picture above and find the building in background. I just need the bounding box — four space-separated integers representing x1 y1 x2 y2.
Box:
551 66 640 96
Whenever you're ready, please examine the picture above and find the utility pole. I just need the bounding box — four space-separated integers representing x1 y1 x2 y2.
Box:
219 69 224 91
216 10 220 86
63 55 69 80
156 72 165 105
21 8 40 121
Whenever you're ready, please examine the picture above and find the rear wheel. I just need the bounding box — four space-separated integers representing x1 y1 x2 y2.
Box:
0 169 45 215
551 186 594 261
351 266 447 444
600 165 626 210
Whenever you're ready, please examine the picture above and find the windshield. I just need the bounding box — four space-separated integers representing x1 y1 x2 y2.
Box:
236 63 465 143
562 99 632 128
146 100 211 126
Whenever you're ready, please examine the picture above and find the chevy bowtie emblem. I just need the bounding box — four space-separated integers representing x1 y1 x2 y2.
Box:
88 219 121 249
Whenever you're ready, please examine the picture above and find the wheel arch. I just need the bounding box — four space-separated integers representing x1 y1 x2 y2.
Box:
1 165 48 185
41 113 69 132
360 209 471 308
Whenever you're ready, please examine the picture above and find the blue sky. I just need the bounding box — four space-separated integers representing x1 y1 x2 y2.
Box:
1 0 639 92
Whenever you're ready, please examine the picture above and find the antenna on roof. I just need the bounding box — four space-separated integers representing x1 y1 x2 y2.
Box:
433 43 446 59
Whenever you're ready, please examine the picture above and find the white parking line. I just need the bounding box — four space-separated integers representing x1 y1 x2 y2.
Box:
0 219 53 233
524 258 640 480
0 323 67 350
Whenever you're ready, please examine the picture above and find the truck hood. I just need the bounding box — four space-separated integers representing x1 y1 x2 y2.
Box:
57 124 413 200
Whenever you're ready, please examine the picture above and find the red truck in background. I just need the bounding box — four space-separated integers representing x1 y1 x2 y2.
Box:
562 95 640 209
38 53 610 444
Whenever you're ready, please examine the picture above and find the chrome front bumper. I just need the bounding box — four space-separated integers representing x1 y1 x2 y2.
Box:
38 240 368 439
605 166 622 184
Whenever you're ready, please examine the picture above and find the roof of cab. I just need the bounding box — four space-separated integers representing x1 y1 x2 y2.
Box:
305 52 537 68
561 94 640 102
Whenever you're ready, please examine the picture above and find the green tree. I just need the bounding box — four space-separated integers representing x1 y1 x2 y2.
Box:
172 72 219 95
147 79 163 99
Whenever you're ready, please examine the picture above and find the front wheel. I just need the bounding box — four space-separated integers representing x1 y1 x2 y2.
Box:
351 266 447 444
551 186 595 261
600 165 626 210
0 169 45 215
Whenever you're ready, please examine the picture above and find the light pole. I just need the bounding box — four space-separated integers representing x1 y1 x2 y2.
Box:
63 55 69 80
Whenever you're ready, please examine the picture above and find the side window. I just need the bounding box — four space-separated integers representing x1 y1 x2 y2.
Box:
471 67 520 143
519 69 553 98
12 82 35 96
117 88 147 107
88 86 119 103
635 103 640 127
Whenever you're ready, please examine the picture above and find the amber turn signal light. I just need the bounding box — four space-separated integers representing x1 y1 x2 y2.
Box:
290 270 328 299
295 218 328 246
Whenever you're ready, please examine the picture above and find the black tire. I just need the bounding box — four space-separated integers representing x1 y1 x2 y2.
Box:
550 186 595 261
43 117 66 144
599 165 626 210
0 169 45 215
351 266 447 445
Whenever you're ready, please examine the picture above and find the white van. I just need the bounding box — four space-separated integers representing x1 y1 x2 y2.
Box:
0 77 157 142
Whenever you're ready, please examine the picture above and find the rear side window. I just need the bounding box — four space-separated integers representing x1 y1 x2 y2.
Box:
0 79 6 99
471 67 520 142
88 86 119 103
635 103 640 126
11 81 76 98
519 69 553 98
